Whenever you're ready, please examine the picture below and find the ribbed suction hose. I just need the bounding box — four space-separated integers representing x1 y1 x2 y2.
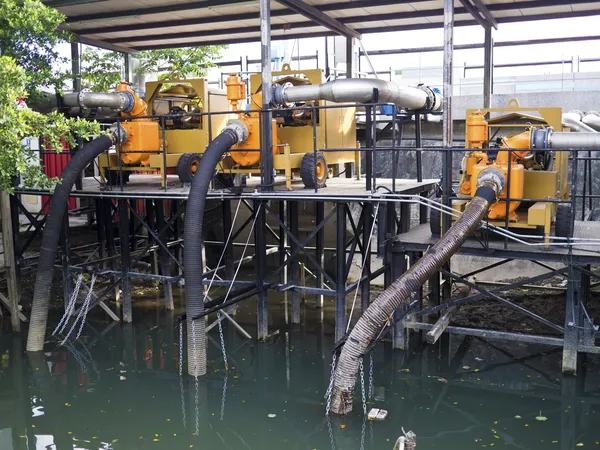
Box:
27 126 126 352
184 120 248 377
329 169 503 414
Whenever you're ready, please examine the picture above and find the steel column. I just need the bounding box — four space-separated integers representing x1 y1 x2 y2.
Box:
315 201 325 308
365 106 373 191
335 202 347 342
60 212 73 310
0 193 20 331
289 201 300 323
442 0 454 234
360 203 372 312
254 200 268 339
483 24 493 108
562 266 581 373
346 36 354 78
223 200 235 280
70 40 81 91
260 0 274 191
155 200 174 310
118 199 132 322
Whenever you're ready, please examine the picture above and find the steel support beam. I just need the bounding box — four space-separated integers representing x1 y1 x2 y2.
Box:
483 24 493 109
457 0 488 28
315 201 325 308
289 201 300 324
470 0 498 29
155 200 174 310
361 202 372 312
118 199 132 322
345 36 354 78
70 40 81 91
563 266 582 374
260 0 274 191
254 201 268 340
275 0 360 39
335 203 347 343
0 193 20 331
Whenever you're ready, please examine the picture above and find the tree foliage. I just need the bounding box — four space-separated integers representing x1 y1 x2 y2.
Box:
0 0 69 99
81 46 227 90
0 56 102 192
137 46 226 80
80 47 124 92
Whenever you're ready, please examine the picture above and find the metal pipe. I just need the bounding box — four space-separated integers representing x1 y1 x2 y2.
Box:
549 131 600 149
582 112 600 131
62 91 134 112
260 0 274 190
278 78 441 112
561 112 597 133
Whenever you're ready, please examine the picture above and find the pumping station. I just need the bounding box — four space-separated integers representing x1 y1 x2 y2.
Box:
3 0 600 449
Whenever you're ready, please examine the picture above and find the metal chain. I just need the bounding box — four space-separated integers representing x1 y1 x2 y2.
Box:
324 353 337 416
326 415 336 450
217 312 228 370
74 273 96 340
359 415 367 450
53 273 83 336
178 322 186 428
360 357 367 415
220 374 227 421
368 354 373 401
60 273 96 345
192 319 199 435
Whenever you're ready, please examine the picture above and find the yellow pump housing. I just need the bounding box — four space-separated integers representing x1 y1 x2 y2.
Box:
221 65 360 189
457 100 568 238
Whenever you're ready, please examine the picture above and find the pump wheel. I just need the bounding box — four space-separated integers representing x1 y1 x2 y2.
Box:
555 205 574 238
430 200 442 236
301 152 328 188
103 169 130 186
177 153 202 184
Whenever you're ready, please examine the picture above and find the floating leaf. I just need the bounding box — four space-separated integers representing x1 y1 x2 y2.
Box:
576 444 584 447
514 415 522 419
268 413 277 418
340 424 346 429
535 411 548 422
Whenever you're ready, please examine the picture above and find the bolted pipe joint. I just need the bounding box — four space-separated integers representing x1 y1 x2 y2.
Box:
108 122 129 145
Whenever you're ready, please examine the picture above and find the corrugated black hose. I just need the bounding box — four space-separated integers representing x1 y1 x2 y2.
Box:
184 122 246 377
27 134 116 352
330 184 499 414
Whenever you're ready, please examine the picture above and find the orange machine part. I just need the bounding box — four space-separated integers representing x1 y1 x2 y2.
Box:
225 74 246 111
466 111 488 148
469 129 532 221
120 121 161 165
229 114 278 167
116 81 148 118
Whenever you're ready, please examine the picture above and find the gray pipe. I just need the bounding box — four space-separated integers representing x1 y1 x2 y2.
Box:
549 131 600 149
277 78 442 112
62 91 134 112
562 112 597 133
582 112 600 131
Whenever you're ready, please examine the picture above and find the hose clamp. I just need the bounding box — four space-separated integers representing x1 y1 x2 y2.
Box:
226 119 249 144
109 123 128 145
476 167 505 194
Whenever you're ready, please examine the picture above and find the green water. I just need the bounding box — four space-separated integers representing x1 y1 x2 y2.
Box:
0 294 599 450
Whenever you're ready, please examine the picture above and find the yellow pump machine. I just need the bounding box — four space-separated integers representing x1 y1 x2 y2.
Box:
98 79 229 187
432 100 572 238
221 64 360 189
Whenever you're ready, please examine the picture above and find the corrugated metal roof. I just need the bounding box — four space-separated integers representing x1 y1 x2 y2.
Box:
56 0 600 52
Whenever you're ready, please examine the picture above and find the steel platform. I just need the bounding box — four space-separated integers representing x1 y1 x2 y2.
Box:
15 174 439 201
394 221 600 264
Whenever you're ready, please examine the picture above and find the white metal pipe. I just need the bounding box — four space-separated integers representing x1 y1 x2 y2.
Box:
281 78 442 112
549 131 600 149
562 112 597 133
62 91 132 111
582 112 600 131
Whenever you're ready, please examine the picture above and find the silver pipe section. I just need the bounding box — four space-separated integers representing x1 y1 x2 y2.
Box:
562 112 597 133
582 111 600 131
549 131 600 149
276 78 442 112
61 91 134 113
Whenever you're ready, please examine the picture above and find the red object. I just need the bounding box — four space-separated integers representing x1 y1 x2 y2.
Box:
42 137 77 213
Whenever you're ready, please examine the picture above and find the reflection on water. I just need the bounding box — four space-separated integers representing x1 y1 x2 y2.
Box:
0 295 599 450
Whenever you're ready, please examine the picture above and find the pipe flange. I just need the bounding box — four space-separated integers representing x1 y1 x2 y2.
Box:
109 123 128 145
272 84 286 107
531 127 552 150
226 119 249 144
121 91 135 113
476 167 505 194
417 85 442 113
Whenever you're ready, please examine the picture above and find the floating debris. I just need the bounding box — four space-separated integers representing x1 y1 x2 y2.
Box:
367 408 388 421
